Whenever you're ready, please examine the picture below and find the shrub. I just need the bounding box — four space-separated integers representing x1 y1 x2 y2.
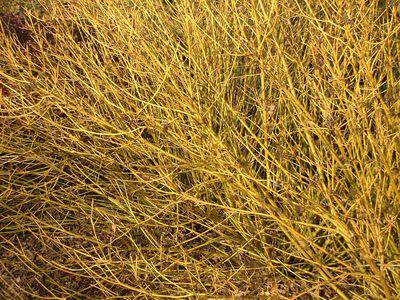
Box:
0 0 399 298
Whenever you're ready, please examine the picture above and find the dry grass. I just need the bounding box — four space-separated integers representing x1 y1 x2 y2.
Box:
0 0 399 298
